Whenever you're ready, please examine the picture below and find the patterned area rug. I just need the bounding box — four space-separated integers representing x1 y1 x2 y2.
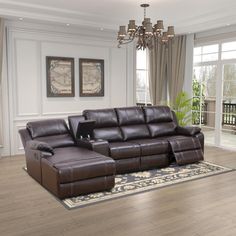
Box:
62 161 232 209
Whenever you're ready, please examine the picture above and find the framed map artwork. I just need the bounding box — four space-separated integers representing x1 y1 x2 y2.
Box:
46 56 75 97
79 58 104 97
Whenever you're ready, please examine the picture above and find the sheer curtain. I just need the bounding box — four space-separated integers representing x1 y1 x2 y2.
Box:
148 39 167 105
167 35 187 104
0 19 4 147
148 35 187 105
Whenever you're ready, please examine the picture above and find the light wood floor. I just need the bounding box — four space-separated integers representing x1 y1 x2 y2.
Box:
1 146 236 236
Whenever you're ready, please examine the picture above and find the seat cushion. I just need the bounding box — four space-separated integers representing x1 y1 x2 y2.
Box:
47 146 105 164
129 138 170 156
109 142 140 160
46 147 115 184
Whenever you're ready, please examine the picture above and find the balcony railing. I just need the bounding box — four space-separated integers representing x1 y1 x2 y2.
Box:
136 103 152 107
223 103 236 125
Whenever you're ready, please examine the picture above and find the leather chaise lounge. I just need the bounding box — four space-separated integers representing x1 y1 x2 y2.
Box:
19 106 204 199
19 119 116 199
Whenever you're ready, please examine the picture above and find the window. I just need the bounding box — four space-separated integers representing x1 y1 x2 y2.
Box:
222 41 236 60
194 44 219 63
136 50 151 104
193 40 236 149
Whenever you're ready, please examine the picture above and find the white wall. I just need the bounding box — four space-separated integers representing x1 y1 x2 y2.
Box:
1 21 135 156
183 34 194 97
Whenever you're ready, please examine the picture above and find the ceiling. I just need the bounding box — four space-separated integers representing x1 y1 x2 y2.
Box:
0 0 236 34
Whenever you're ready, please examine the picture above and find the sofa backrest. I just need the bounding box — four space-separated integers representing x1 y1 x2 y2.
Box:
83 109 123 142
115 107 150 141
26 119 74 148
143 106 177 137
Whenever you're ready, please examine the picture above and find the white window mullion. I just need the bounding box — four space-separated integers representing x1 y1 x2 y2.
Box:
215 43 223 146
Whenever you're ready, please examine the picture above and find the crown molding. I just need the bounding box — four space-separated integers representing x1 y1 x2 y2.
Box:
0 0 119 30
5 20 118 44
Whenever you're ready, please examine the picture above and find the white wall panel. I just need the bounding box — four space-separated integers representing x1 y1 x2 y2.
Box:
15 39 40 116
110 48 127 107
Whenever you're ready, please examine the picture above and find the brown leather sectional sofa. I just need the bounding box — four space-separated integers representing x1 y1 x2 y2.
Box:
19 106 204 199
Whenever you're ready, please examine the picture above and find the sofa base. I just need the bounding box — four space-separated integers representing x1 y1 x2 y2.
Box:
115 157 140 174
41 157 115 199
115 154 171 174
140 154 170 170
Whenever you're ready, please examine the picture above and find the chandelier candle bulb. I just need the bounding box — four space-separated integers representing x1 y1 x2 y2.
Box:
156 20 164 31
145 22 153 35
162 32 168 43
128 20 136 32
117 3 175 50
143 18 151 28
167 26 175 38
118 26 127 37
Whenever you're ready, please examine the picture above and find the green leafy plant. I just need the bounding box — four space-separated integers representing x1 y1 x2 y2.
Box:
170 91 192 126
192 79 206 125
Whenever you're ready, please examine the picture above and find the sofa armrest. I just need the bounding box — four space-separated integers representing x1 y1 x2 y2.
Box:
19 129 32 149
176 126 201 136
77 139 109 156
26 140 54 155
24 141 54 184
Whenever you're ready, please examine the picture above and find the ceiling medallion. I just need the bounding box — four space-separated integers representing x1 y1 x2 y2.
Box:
117 4 175 50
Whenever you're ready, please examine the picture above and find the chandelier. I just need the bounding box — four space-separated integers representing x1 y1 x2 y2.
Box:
117 4 175 50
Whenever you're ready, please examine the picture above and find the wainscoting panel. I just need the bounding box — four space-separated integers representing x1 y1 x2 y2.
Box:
14 39 40 117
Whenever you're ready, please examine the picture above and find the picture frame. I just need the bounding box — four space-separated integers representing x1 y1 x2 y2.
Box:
46 56 75 97
79 58 104 97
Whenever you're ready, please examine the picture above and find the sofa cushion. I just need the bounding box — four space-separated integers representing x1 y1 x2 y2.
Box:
143 106 174 123
93 127 123 142
121 125 150 141
83 109 118 128
46 147 115 184
27 119 69 139
129 138 170 156
168 136 202 152
27 140 54 154
109 142 140 160
35 134 74 148
148 122 176 138
47 146 105 164
116 107 145 125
